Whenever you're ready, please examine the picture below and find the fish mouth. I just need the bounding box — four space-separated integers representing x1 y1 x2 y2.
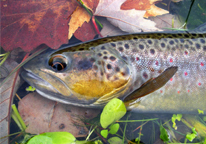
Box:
21 69 98 107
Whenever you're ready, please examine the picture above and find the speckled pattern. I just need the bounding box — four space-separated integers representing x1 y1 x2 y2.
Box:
22 31 206 112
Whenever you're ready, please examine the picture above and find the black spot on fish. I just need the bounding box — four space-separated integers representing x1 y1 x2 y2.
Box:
79 48 85 51
195 43 201 49
118 42 123 45
122 55 127 61
139 44 144 50
124 44 130 49
169 40 174 45
150 49 155 55
132 48 138 52
118 47 124 52
98 53 102 57
107 64 112 70
101 46 106 50
147 40 153 45
184 34 189 38
200 39 205 44
90 58 95 63
143 72 148 79
130 56 135 62
77 60 92 70
111 43 116 47
161 43 165 48
109 56 116 61
184 44 189 49
93 65 98 70
59 124 65 129
103 51 107 54
115 67 120 72
103 56 108 59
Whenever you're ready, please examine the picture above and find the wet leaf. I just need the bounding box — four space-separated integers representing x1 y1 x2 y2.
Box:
26 86 36 92
100 98 126 128
120 0 169 18
18 92 100 137
160 125 169 142
109 123 120 134
27 132 76 144
100 129 108 138
95 0 161 33
108 137 122 144
1 0 79 52
0 59 21 144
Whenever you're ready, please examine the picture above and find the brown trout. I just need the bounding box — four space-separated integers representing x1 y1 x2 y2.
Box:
21 24 206 113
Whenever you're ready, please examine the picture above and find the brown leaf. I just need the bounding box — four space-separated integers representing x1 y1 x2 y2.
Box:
68 6 91 40
74 21 97 42
1 0 79 52
0 59 21 144
18 93 100 137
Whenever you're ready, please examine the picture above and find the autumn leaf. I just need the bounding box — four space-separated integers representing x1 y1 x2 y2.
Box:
94 0 161 33
1 0 79 52
120 0 169 18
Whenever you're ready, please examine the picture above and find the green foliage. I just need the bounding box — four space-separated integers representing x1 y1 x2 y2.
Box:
26 86 36 92
100 130 108 138
108 137 122 144
27 132 76 144
171 114 182 130
159 125 169 142
198 109 204 114
100 98 126 128
186 127 197 142
109 123 120 134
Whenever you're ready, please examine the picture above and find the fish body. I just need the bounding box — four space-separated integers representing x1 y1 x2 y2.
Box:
22 29 206 113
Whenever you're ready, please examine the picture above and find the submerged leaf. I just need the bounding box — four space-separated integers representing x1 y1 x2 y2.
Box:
100 98 126 128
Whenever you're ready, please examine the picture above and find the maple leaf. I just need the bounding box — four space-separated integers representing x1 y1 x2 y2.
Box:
1 0 79 52
121 0 169 18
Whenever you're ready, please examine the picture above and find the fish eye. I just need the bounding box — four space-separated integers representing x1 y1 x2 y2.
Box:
48 55 67 71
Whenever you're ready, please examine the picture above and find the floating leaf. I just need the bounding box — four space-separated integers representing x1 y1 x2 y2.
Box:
108 137 122 144
100 98 126 128
109 123 120 134
100 129 108 138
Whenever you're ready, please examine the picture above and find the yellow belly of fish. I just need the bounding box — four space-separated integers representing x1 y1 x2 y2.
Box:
71 79 128 98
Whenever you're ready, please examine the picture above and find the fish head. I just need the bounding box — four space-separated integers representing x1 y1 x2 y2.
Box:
21 44 132 107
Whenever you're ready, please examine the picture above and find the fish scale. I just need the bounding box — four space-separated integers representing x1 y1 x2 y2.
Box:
22 29 206 113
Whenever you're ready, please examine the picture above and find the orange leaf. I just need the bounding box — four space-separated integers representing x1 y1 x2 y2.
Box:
1 0 79 52
68 6 91 39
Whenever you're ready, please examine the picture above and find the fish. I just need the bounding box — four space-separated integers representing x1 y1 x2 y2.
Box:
21 24 206 113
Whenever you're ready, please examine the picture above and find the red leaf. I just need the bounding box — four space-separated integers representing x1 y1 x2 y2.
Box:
1 0 78 52
74 20 97 42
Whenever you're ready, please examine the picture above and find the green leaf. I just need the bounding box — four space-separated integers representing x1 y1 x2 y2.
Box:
198 109 204 114
26 86 36 92
108 137 122 144
100 98 126 128
100 130 108 138
171 114 182 130
186 133 196 142
160 125 169 142
27 132 76 144
109 123 120 134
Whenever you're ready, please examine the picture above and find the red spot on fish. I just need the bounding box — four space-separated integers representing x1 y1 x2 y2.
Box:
198 82 202 86
136 57 140 61
170 58 173 63
184 51 188 55
188 90 190 92
200 62 204 66
177 91 180 93
170 78 173 81
155 61 159 66
184 72 188 76
160 90 163 93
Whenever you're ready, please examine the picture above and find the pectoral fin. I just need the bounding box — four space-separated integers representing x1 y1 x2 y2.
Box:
124 66 178 106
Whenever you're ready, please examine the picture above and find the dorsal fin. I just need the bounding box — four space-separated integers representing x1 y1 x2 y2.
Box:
124 66 178 106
